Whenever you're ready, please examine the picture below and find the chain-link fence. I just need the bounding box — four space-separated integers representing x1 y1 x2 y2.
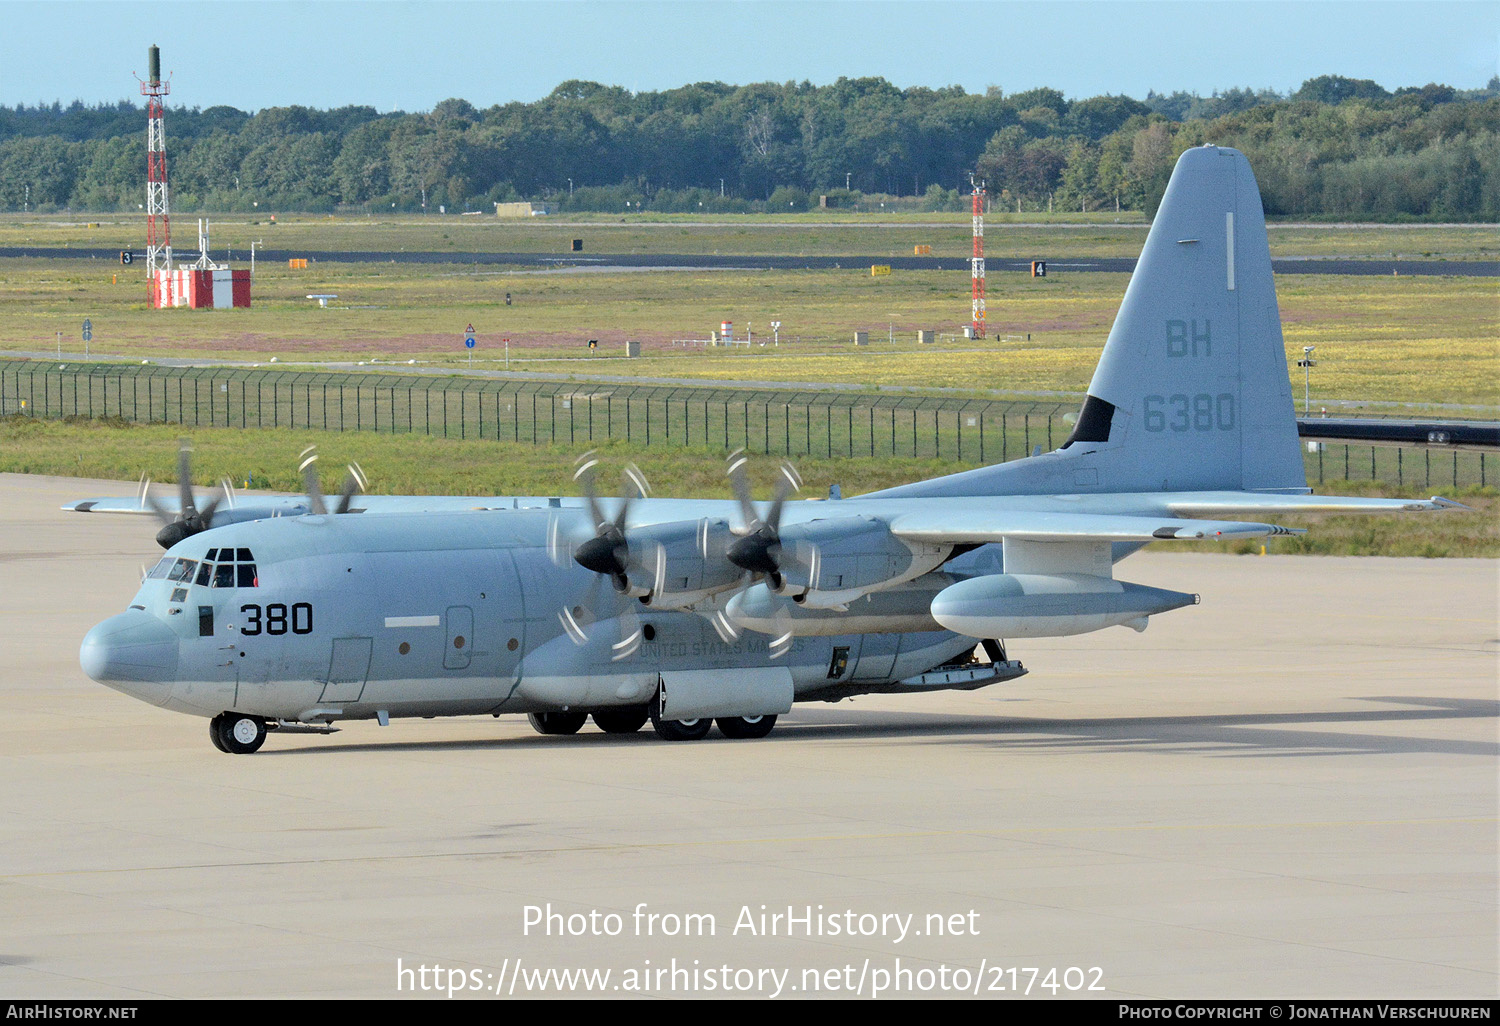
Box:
1 360 1490 489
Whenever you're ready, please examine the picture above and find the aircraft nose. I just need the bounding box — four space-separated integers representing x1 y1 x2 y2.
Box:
80 610 180 685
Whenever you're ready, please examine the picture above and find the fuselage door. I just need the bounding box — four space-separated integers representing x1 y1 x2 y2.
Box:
444 606 473 670
322 637 373 703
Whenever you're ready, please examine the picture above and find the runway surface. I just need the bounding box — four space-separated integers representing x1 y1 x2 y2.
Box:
0 473 1495 999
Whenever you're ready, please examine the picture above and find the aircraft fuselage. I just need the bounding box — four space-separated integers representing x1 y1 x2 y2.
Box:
82 506 977 727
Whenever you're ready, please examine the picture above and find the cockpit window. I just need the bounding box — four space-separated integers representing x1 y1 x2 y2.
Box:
149 551 258 588
203 551 258 588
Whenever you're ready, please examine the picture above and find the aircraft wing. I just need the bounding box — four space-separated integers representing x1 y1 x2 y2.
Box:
63 496 311 517
1161 493 1469 517
887 509 1301 544
61 493 504 517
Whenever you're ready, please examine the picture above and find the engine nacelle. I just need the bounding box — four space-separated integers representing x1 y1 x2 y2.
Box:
629 518 743 610
929 573 1198 638
775 516 948 606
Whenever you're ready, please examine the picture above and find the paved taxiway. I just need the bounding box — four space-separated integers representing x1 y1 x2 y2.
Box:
1 473 1495 999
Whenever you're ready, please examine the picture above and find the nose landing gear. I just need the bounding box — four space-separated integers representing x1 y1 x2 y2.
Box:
210 712 267 754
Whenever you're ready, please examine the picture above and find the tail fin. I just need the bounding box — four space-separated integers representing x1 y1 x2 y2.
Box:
874 145 1307 499
1064 144 1303 492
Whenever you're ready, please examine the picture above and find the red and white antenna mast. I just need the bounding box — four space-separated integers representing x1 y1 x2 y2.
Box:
139 45 172 280
970 175 986 339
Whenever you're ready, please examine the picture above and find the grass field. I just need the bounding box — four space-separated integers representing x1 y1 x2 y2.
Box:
4 416 1492 558
2 255 1495 408
1 213 1495 261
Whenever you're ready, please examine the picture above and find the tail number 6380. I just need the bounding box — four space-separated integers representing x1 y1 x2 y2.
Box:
1143 393 1235 433
239 602 313 636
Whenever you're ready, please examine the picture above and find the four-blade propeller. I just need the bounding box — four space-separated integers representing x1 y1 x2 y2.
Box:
141 441 234 550
142 441 367 549
713 451 805 657
298 445 367 516
550 453 653 660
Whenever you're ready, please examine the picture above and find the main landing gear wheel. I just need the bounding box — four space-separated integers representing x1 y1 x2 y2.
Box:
648 698 712 742
527 711 587 736
592 707 649 734
717 714 777 740
210 712 266 754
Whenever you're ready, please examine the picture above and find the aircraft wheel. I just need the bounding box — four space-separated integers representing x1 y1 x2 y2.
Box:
592 707 649 734
650 715 712 742
527 711 587 736
208 716 229 753
717 714 777 740
211 712 266 754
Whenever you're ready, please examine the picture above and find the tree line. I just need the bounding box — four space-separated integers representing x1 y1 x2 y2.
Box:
1 74 1495 219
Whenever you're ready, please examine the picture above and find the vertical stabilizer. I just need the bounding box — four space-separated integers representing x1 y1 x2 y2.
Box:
870 145 1306 499
1068 144 1303 492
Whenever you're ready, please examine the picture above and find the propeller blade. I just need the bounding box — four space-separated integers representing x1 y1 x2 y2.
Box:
651 542 667 599
559 604 590 646
792 538 822 592
141 482 175 528
725 449 759 530
196 487 226 526
765 461 802 532
176 442 196 518
613 463 649 533
334 463 366 514
573 452 609 530
558 574 604 646
298 445 326 515
546 512 570 568
710 608 740 643
611 603 643 662
769 601 795 660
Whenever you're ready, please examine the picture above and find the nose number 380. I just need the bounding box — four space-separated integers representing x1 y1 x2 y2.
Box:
239 602 314 636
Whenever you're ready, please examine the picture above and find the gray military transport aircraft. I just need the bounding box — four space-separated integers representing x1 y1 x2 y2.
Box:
73 146 1464 753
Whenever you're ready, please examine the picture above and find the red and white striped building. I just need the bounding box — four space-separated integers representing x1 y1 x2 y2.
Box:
153 267 251 309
